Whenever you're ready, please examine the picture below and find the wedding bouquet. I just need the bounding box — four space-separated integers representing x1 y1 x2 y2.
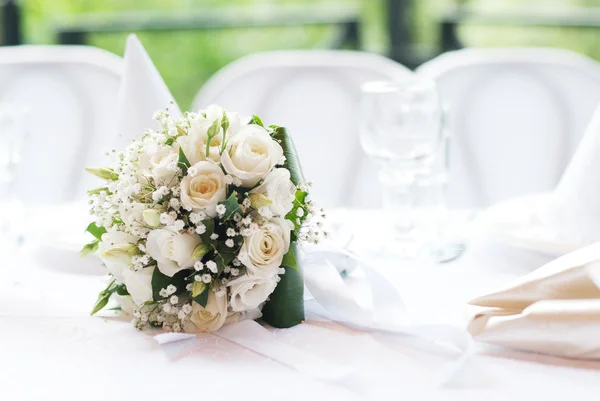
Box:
81 104 324 332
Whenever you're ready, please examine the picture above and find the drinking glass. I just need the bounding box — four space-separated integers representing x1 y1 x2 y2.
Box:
359 79 456 260
0 102 28 247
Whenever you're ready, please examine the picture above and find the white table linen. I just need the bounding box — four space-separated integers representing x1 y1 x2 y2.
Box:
2 210 600 400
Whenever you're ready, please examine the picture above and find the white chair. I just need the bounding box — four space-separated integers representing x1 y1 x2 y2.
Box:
0 45 123 205
191 50 414 209
417 47 600 209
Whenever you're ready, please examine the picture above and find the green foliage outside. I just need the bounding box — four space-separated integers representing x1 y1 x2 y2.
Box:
13 0 600 108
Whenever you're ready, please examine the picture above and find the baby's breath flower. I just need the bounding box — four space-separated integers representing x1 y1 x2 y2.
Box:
225 239 234 248
210 233 219 240
206 260 218 273
194 261 204 271
230 268 240 277
166 284 177 295
195 224 206 234
173 220 185 231
258 206 272 219
202 274 212 283
215 204 226 216
226 228 236 237
296 208 304 217
188 166 198 177
232 258 241 267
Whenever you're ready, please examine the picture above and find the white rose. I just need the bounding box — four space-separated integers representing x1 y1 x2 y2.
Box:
221 124 283 187
178 105 249 164
227 273 278 312
238 217 291 277
250 168 296 216
115 294 136 315
123 266 154 305
185 291 227 332
146 228 202 277
225 307 263 325
180 161 227 216
138 143 178 184
99 231 139 283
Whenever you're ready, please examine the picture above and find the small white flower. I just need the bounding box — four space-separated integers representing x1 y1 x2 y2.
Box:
202 274 212 283
233 213 242 222
186 283 193 291
232 258 241 267
241 216 252 226
166 284 177 295
296 208 304 217
194 274 202 282
210 233 219 240
138 243 146 252
206 260 218 273
173 322 182 333
224 175 235 185
182 304 192 314
277 155 286 165
177 310 187 320
278 268 286 275
170 295 179 305
160 212 174 225
230 268 240 276
242 198 251 209
224 265 231 273
167 161 178 172
195 224 206 235
187 166 198 177
169 198 180 209
173 220 185 231
189 212 204 224
159 288 169 298
216 204 226 216
225 239 234 248
258 206 272 219
194 261 204 271
168 127 178 137
172 187 180 197
226 228 236 237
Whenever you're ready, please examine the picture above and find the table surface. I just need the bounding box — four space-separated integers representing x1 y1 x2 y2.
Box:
2 209 600 401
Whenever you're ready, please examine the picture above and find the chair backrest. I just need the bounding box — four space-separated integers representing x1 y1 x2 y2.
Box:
192 50 414 209
0 45 122 205
418 47 600 209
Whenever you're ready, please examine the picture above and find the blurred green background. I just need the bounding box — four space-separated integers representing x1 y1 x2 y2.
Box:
12 0 600 108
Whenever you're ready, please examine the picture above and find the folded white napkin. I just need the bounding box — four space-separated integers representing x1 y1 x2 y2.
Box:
468 242 600 359
116 34 181 144
540 103 600 244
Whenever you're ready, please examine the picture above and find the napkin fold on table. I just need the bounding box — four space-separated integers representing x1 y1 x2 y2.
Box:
468 242 600 359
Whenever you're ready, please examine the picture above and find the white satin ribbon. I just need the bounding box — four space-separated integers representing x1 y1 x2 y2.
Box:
154 245 477 387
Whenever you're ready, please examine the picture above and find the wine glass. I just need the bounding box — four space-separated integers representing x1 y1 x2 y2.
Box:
359 78 453 260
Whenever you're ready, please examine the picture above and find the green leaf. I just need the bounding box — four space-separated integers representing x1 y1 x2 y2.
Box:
249 115 264 127
273 127 305 186
87 187 108 196
199 219 214 244
86 222 107 241
220 191 240 218
85 167 119 180
261 243 304 328
165 137 175 146
79 239 100 258
115 284 129 296
178 147 191 175
215 249 236 274
281 248 298 270
151 267 188 301
192 282 209 307
285 190 308 242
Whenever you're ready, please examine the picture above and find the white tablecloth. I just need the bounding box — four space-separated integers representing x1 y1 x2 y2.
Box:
2 210 600 401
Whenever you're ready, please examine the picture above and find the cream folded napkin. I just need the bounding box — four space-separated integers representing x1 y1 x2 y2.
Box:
468 242 600 359
540 103 600 244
